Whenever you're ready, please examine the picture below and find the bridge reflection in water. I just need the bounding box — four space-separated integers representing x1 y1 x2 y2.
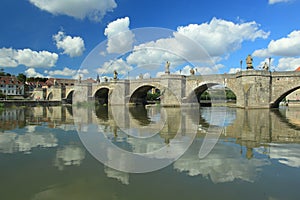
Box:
0 106 300 199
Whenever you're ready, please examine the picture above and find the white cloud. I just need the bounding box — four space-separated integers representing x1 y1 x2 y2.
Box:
97 58 133 76
72 69 89 79
136 72 151 79
252 49 269 58
143 72 151 79
256 144 300 168
104 17 134 54
155 71 165 78
29 0 117 22
176 18 269 58
104 167 129 185
0 48 18 67
174 141 270 183
53 31 85 57
0 47 58 68
0 131 57 154
196 64 224 75
160 64 224 77
54 145 85 171
125 18 269 70
96 17 268 76
255 58 274 70
44 67 77 76
173 65 194 76
228 68 241 74
269 0 292 4
25 68 45 77
126 40 185 67
276 57 300 71
253 30 300 57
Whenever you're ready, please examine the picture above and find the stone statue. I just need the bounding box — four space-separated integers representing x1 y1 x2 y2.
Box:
96 74 100 83
165 61 170 74
139 73 143 79
113 70 118 80
190 68 195 75
246 54 254 70
263 62 269 71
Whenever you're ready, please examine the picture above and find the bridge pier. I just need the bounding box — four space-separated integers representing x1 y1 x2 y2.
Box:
110 80 130 106
73 83 93 105
47 86 63 101
230 71 272 109
160 74 186 107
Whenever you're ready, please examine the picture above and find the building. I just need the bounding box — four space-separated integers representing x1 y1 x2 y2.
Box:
45 78 76 87
45 78 96 88
0 76 24 97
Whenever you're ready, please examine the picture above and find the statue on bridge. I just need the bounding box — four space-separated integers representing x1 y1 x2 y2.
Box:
54 79 58 86
113 70 118 80
165 61 170 74
96 74 100 83
139 73 143 79
262 62 269 71
246 54 254 70
190 68 195 75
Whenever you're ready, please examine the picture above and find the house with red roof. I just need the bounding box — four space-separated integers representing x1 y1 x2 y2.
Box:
0 76 24 97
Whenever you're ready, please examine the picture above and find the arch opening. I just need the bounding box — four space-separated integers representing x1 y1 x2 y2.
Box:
272 86 300 108
65 90 74 104
130 85 161 106
192 84 236 107
47 92 53 100
94 88 109 105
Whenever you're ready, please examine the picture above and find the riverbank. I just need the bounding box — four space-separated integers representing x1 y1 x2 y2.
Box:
0 100 61 107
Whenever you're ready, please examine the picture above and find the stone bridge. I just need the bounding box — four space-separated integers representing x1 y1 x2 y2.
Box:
45 70 300 109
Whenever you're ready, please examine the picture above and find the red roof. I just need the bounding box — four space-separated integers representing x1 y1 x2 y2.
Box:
0 76 23 86
296 66 300 71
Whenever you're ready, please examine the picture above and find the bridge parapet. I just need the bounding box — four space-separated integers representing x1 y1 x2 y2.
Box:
271 71 300 77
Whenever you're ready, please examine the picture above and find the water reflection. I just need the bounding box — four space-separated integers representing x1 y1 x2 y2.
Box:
256 143 300 168
104 166 130 185
174 139 270 183
0 128 57 154
74 105 199 173
0 106 300 199
54 144 86 171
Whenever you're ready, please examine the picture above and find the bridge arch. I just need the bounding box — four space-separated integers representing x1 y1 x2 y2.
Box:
187 82 237 105
271 85 300 108
94 87 110 105
129 84 162 105
47 92 53 100
65 90 74 104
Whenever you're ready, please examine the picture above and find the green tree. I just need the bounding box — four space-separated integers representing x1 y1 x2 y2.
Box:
26 77 48 82
0 68 4 76
200 89 236 100
226 90 236 100
17 73 27 83
0 69 11 76
0 90 5 99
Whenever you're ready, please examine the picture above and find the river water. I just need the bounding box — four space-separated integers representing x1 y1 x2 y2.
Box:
0 105 300 200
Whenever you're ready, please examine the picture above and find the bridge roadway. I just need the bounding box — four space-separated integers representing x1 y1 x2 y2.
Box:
43 70 300 109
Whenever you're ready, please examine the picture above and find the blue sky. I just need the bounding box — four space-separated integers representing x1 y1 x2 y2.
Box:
0 0 300 79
